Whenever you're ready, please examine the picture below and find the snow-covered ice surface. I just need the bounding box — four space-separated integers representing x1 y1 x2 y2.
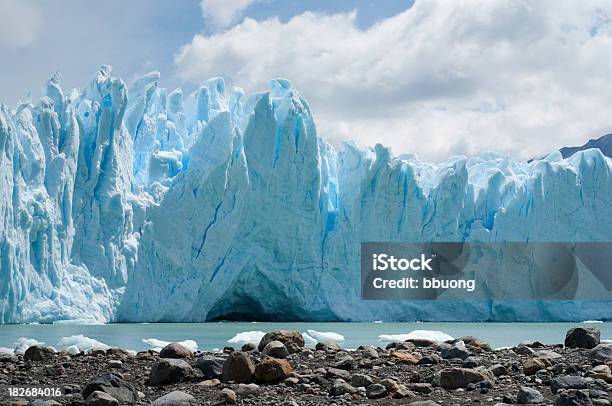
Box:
1 67 612 323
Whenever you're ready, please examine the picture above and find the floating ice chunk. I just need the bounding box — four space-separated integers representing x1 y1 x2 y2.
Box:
0 347 14 354
302 333 316 346
305 330 345 343
14 338 45 354
582 320 603 323
378 330 453 343
65 345 81 355
57 335 109 353
227 331 265 345
142 338 198 352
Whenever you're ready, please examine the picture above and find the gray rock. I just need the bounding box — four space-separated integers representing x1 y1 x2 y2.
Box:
195 355 225 379
515 345 535 355
23 346 55 362
410 383 433 394
361 346 379 358
554 390 593 406
85 390 119 406
489 363 509 376
329 379 357 396
108 360 122 369
262 340 289 359
517 386 544 404
333 355 355 370
149 359 195 386
326 367 351 380
366 383 387 399
28 401 61 406
462 356 481 368
533 349 563 360
590 344 612 363
417 355 440 365
551 375 589 393
235 383 260 396
440 343 470 360
160 342 192 359
351 374 374 388
82 373 139 403
0 352 18 363
241 343 256 352
151 391 197 406
222 351 255 383
406 401 441 406
392 385 415 399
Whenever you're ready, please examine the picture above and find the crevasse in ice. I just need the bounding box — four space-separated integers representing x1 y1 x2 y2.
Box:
1 67 611 323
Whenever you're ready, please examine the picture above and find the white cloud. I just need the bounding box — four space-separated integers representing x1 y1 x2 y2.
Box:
177 0 612 161
0 0 43 50
201 0 257 29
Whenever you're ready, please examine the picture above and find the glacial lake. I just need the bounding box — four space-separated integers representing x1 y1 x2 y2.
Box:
0 322 610 353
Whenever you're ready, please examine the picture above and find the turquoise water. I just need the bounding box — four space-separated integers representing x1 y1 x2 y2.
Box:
0 322 610 352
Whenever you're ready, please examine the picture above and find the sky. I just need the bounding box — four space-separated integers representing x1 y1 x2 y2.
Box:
1 0 612 162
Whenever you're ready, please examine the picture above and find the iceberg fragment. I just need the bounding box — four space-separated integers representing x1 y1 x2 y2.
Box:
227 331 266 345
378 330 454 343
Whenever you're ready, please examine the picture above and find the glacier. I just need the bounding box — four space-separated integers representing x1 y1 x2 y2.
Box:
1 66 611 324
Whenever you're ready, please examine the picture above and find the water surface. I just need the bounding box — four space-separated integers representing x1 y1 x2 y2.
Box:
1 322 609 352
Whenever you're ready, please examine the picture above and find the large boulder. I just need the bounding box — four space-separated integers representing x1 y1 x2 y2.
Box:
151 391 197 406
565 327 600 349
589 344 612 363
23 346 55 362
222 351 255 383
254 358 293 383
195 355 225 379
439 368 491 389
550 375 589 393
160 342 192 359
517 386 544 404
258 331 304 354
82 373 139 403
149 359 196 386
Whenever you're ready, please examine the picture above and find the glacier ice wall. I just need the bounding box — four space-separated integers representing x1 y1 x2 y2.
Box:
1 67 611 323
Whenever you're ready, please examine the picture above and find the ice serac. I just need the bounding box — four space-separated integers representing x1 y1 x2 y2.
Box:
1 69 612 323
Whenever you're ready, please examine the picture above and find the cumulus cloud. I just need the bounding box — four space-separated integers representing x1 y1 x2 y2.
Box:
0 0 43 50
177 0 612 161
201 0 257 28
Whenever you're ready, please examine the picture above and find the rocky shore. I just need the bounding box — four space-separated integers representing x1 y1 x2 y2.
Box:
0 327 611 405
